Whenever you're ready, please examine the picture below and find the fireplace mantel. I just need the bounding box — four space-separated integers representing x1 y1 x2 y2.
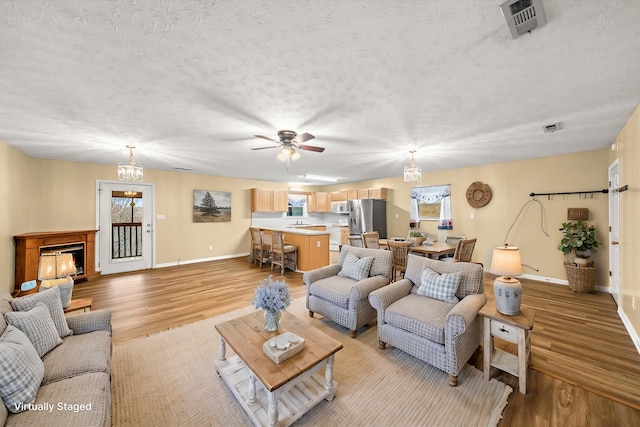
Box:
14 230 99 292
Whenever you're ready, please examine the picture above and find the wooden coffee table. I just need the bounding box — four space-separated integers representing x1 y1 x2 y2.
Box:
215 310 343 427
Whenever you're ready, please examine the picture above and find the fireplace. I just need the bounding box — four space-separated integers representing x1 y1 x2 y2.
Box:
14 230 99 292
39 242 85 277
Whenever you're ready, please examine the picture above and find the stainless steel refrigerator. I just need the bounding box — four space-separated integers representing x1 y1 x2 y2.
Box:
348 199 387 239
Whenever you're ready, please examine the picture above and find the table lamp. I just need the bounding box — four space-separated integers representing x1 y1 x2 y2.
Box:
490 244 523 315
38 252 76 308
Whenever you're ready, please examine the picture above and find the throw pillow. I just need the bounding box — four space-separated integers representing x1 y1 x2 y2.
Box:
338 252 374 281
0 325 45 413
417 266 462 303
10 285 72 338
5 302 63 357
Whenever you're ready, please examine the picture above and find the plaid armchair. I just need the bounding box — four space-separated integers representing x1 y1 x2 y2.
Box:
304 246 392 338
369 254 486 386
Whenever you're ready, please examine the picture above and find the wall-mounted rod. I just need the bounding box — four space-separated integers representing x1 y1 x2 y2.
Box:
529 189 609 197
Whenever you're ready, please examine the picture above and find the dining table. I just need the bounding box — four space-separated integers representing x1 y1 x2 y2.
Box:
409 242 457 258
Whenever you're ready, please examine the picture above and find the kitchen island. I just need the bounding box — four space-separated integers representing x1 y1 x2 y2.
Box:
255 227 330 271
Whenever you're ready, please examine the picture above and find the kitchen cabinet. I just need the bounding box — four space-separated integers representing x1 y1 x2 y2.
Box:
251 188 288 212
347 190 359 200
307 193 317 212
307 192 330 212
273 190 288 212
368 188 388 200
283 232 330 271
331 191 349 201
357 189 369 199
316 192 330 212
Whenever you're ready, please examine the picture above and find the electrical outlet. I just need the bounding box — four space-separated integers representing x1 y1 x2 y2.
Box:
469 213 475 220
208 245 213 251
317 241 321 247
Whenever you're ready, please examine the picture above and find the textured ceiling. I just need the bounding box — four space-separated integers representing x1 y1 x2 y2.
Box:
1 0 639 185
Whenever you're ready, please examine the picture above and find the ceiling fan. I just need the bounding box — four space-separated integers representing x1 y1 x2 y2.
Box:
251 130 325 163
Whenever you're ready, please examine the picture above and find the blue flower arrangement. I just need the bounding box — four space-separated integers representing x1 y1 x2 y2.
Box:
253 276 291 313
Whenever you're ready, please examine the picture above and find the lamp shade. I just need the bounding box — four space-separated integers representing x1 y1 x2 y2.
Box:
490 246 522 277
38 253 76 280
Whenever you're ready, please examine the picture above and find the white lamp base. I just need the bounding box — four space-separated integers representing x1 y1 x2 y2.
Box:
493 276 522 316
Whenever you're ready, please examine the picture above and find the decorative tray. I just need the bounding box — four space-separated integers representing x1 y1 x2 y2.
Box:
263 332 305 364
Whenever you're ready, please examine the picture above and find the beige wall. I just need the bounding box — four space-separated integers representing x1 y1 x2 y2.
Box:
324 149 610 287
0 143 30 293
0 140 613 297
611 104 640 344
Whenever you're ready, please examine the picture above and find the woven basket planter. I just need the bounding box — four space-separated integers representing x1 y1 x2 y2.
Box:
564 262 596 292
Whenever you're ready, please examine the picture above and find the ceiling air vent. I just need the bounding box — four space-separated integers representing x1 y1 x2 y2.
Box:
543 122 562 133
500 0 547 39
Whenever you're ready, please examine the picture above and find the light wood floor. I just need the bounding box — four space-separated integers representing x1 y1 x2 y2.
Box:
72 256 640 426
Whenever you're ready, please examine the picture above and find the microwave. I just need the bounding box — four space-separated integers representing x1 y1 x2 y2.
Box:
330 201 350 214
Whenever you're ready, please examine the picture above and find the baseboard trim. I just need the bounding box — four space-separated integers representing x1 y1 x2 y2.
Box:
519 273 611 293
156 253 249 269
618 307 640 356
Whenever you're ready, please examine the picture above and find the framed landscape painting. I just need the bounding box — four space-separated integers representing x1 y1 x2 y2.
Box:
193 190 231 223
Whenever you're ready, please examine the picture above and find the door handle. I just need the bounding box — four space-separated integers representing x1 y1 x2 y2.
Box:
611 241 619 245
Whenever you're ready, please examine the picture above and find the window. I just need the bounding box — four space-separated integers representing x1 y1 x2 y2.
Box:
286 194 306 217
411 184 453 229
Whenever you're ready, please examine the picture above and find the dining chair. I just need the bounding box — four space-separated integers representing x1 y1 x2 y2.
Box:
362 231 380 249
387 240 413 281
443 238 477 263
270 230 298 275
250 228 271 269
347 235 364 247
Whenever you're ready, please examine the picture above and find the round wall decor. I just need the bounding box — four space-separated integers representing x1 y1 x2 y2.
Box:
466 181 492 208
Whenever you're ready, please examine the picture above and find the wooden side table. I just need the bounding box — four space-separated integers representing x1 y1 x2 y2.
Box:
64 297 93 314
479 300 535 394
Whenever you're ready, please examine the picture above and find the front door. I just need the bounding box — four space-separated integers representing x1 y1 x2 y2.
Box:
608 159 621 305
96 180 155 275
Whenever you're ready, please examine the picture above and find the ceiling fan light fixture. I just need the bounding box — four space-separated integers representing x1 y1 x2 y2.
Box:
403 150 421 183
290 148 301 161
117 145 143 182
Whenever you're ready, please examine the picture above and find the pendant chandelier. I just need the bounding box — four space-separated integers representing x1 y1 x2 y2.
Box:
403 150 421 182
117 145 143 182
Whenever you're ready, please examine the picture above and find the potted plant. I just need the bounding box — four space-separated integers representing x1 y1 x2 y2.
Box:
408 231 426 246
558 221 600 292
558 221 600 264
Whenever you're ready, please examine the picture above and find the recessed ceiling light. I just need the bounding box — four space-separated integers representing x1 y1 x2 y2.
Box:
302 174 339 182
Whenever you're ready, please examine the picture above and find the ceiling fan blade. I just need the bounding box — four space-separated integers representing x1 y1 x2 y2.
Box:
298 145 325 153
292 132 315 144
251 145 280 150
254 134 277 142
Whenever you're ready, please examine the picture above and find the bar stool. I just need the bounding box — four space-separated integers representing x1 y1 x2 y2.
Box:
270 231 297 275
250 228 271 269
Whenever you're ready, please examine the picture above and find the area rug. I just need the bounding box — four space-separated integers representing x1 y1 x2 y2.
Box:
112 298 511 426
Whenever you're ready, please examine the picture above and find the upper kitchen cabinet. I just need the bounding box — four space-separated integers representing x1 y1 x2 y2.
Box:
368 188 388 200
331 191 349 201
316 192 331 212
307 193 317 212
347 190 359 200
251 188 288 212
273 190 288 211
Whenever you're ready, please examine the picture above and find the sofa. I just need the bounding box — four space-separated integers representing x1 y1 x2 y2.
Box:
304 245 392 338
0 286 112 426
369 254 486 386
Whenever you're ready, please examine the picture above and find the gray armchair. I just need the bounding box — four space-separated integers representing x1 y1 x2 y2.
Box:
369 254 486 386
304 246 392 338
